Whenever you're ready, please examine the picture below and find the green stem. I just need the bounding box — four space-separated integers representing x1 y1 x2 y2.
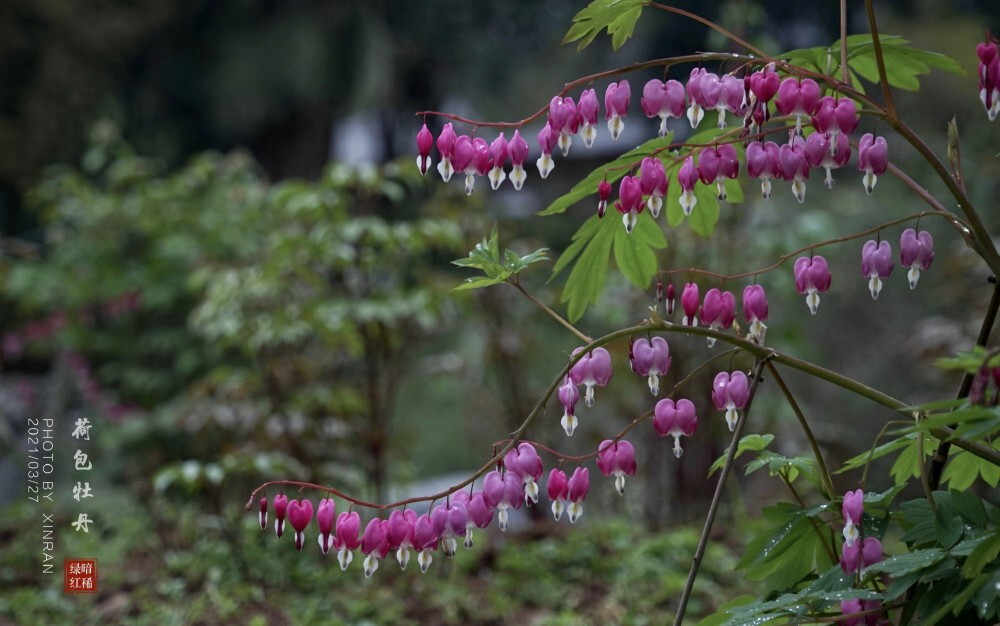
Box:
673 356 771 626
508 278 593 343
863 0 897 121
766 361 836 498
782 472 839 565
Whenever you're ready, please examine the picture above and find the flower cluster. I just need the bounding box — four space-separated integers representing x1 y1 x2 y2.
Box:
838 490 888 625
672 282 769 345
416 64 890 225
559 346 613 436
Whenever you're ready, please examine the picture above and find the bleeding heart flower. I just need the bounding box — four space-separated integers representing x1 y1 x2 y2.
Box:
387 509 417 569
746 140 781 199
840 536 882 574
842 488 864 547
569 347 613 408
488 133 508 190
259 495 268 531
804 132 851 189
681 282 700 327
639 157 668 219
431 501 468 557
578 88 600 147
333 511 361 571
653 398 698 458
741 284 769 344
631 336 671 395
678 155 700 215
615 175 645 234
775 77 821 133
536 124 558 179
361 518 390 578
793 255 832 315
697 144 739 201
436 123 457 182
547 468 569 521
503 442 544 504
412 514 438 573
567 467 590 523
642 78 686 137
273 493 288 539
779 137 809 203
483 470 524 532
464 490 493 548
899 228 934 289
977 41 1000 120
597 179 612 218
685 68 709 128
548 96 579 156
605 80 632 140
287 498 314 552
595 439 637 495
316 498 336 555
712 371 749 431
699 288 736 347
861 240 894 300
508 129 530 190
558 376 581 436
416 123 434 175
858 133 889 194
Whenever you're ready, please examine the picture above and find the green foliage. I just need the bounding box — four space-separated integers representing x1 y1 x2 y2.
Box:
781 34 964 94
451 226 549 290
562 0 645 51
550 211 666 322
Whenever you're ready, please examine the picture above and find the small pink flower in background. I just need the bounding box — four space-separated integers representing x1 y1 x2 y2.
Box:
567 467 590 523
746 140 781 199
416 123 434 175
536 124 558 179
547 468 569 521
840 536 882 574
436 123 457 182
605 80 631 140
653 398 698 458
804 132 851 189
685 68 709 128
858 133 889 194
631 336 671 395
387 509 417 569
273 493 288 538
678 155 700 215
978 41 1000 120
779 137 810 203
861 240 894 300
697 144 739 201
412 514 438 573
681 282 700 327
287 498 314 552
361 517 390 578
548 95 579 156
431 501 468 557
742 284 769 344
665 282 676 316
316 498 336 555
775 77 821 133
259 496 268 531
465 491 493 548
558 376 581 436
793 255 832 315
569 346 613 407
639 157 668 219
508 129 530 190
333 511 361 571
577 88 600 147
712 371 749 431
900 228 934 289
641 78 686 137
596 439 636 495
597 179 612 218
488 133 508 190
842 488 864 547
483 470 524 531
615 174 645 234
504 442 544 504
699 288 736 347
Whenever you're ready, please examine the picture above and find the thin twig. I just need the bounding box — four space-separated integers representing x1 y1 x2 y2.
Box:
766 361 836 498
840 0 850 85
673 355 771 626
863 0 897 121
508 278 593 343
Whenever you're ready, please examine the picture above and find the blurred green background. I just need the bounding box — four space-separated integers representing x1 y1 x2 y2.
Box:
1 1 999 624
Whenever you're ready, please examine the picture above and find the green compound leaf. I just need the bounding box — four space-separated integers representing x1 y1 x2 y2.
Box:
562 0 645 51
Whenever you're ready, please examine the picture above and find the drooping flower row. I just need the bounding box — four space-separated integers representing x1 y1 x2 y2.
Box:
416 65 890 219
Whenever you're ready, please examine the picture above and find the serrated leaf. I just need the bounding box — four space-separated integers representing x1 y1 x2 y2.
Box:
708 433 774 476
961 528 1000 579
562 0 645 52
865 548 946 577
559 215 616 322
